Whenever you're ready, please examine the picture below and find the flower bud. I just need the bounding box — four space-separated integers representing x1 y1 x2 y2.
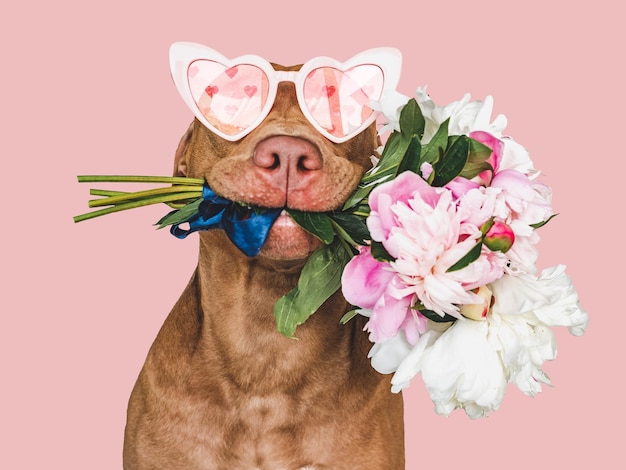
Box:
482 220 515 253
459 285 493 321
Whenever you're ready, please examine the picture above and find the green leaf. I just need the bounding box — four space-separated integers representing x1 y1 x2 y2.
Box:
352 202 371 218
399 98 425 140
362 132 411 183
328 212 370 246
155 198 202 228
397 134 422 174
343 131 410 209
431 135 470 187
287 210 334 244
274 240 351 338
420 118 449 166
447 241 482 272
340 309 359 325
530 213 558 229
379 129 407 159
342 100 426 210
467 138 493 163
459 161 493 180
370 241 394 262
458 137 495 180
342 182 379 210
418 309 458 323
342 178 388 211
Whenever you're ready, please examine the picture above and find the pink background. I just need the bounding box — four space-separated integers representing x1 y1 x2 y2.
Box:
1 1 622 468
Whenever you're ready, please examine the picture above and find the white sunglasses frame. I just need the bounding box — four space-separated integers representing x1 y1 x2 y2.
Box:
169 42 402 144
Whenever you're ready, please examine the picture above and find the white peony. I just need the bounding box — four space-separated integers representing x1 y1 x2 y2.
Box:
416 87 508 143
415 88 541 182
368 265 588 418
490 265 589 337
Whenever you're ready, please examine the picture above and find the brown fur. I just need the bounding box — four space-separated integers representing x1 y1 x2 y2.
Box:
123 64 405 469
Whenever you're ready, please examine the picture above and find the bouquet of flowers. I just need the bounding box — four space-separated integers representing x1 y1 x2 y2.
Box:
75 87 588 419
338 88 588 417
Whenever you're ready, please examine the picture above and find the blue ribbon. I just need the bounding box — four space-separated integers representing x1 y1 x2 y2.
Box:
170 183 282 257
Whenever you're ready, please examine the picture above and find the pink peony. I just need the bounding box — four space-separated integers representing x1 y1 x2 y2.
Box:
364 175 505 322
342 132 553 344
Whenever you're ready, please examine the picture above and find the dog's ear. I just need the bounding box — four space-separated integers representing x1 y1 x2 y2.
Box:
173 122 194 177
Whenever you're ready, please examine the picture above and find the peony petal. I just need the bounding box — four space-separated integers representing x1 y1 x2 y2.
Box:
341 247 394 309
370 89 410 133
491 271 559 315
491 169 535 213
400 310 428 344
487 309 557 397
491 266 588 336
390 329 442 393
528 266 589 335
366 290 414 342
421 319 507 418
369 170 429 213
499 138 534 174
445 177 481 199
368 330 413 375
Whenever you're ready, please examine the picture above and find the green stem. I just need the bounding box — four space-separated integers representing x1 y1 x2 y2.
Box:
74 193 202 223
77 175 205 185
88 186 202 208
165 202 191 209
90 189 127 197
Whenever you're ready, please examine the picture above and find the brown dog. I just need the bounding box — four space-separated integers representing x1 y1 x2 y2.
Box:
123 58 405 469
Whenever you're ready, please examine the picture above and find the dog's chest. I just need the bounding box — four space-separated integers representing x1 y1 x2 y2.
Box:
173 391 335 469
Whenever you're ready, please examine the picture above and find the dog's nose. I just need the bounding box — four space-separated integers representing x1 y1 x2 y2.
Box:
253 136 322 173
252 136 323 200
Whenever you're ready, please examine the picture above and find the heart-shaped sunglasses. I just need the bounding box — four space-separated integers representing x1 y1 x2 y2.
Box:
170 43 402 143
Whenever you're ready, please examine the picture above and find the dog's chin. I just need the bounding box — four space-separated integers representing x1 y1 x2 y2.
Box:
259 211 322 262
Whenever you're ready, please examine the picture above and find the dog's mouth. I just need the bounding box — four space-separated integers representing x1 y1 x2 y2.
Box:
231 201 275 219
214 198 321 260
262 212 322 261
187 178 337 261
272 209 303 229
234 202 321 221
247 209 325 263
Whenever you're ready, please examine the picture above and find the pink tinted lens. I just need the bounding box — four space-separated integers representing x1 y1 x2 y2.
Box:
303 65 384 139
187 60 269 136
